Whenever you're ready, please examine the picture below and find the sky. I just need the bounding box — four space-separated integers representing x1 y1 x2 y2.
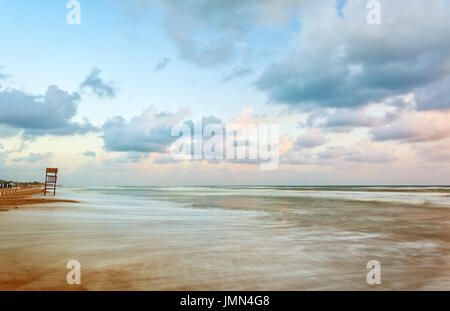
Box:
0 0 450 186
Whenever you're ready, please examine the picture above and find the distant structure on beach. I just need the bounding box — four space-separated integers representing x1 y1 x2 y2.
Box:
44 168 58 196
0 181 14 189
0 180 19 196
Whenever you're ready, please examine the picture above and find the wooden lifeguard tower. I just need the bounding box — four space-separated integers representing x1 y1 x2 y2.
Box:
44 168 58 196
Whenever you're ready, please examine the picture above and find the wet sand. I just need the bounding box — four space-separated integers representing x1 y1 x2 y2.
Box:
0 188 79 211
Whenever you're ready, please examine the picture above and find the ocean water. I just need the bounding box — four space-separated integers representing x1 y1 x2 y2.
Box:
0 186 449 290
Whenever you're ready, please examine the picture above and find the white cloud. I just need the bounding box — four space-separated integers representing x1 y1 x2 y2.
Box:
102 106 190 153
0 85 97 138
256 0 450 111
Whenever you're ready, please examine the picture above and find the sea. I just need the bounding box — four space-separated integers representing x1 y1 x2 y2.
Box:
1 186 449 290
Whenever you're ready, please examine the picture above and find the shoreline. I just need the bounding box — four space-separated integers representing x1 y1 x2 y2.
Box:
0 188 79 211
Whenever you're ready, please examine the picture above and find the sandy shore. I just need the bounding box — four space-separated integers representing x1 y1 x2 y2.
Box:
1 186 449 290
0 187 82 290
0 188 79 211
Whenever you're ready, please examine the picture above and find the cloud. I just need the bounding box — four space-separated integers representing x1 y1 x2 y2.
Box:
294 129 326 148
421 151 450 163
415 141 450 163
156 0 256 66
11 152 53 163
82 151 97 158
22 118 97 138
0 152 6 166
165 27 235 67
102 152 145 164
80 67 116 98
102 106 190 153
316 142 397 164
0 66 9 82
222 66 253 82
0 86 78 129
153 156 181 164
323 109 380 129
336 0 348 18
415 77 450 111
0 124 20 138
118 0 305 66
183 115 223 137
370 111 450 143
114 107 280 167
255 1 450 111
154 57 170 71
0 85 97 138
282 139 397 165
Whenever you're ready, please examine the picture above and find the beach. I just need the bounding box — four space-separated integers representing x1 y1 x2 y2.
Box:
0 187 79 211
0 186 449 290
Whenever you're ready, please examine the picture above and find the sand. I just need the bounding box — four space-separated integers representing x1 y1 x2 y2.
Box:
0 188 79 211
1 186 448 290
0 187 81 290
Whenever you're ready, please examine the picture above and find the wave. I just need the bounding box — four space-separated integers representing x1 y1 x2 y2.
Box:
64 185 450 209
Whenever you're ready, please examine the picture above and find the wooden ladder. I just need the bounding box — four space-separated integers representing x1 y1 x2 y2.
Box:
44 168 58 196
